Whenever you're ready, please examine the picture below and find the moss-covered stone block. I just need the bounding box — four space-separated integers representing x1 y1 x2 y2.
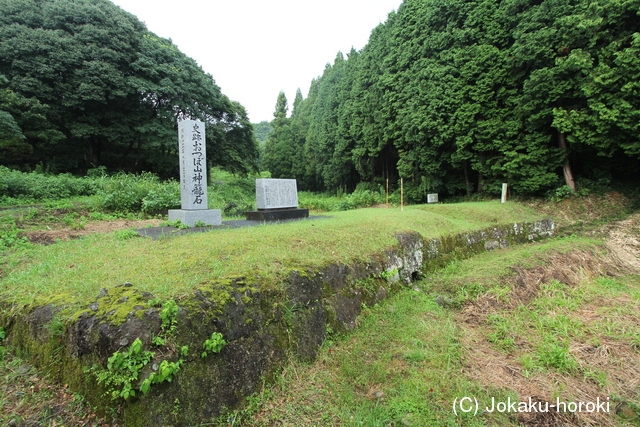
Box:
0 218 554 425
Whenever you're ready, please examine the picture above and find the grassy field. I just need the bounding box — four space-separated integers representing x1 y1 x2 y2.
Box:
231 234 640 426
2 230 638 426
0 189 638 426
0 202 540 307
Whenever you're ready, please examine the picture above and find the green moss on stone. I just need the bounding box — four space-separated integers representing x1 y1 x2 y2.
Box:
1 219 554 425
71 308 92 323
41 292 75 306
74 285 151 326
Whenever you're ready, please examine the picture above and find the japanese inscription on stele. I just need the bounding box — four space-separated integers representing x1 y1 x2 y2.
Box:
255 178 299 210
178 119 208 210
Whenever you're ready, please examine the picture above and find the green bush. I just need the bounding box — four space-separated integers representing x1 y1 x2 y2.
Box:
0 167 29 197
335 199 355 211
402 181 428 204
547 185 575 202
223 201 252 217
209 171 256 217
298 192 337 212
348 189 384 208
100 189 144 212
0 216 31 250
299 189 387 212
0 167 97 201
96 172 179 214
546 183 593 202
141 185 180 214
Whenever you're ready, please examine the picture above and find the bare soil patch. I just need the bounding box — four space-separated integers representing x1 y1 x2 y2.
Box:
23 219 163 245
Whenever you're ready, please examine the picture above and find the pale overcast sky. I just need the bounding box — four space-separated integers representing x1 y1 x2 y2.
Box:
109 0 403 123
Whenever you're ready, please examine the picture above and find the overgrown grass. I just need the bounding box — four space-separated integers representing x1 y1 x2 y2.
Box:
0 167 179 214
0 202 541 307
0 166 98 206
232 289 513 426
0 167 401 219
298 189 398 212
0 349 113 426
94 172 180 214
232 236 640 426
208 168 265 217
428 234 605 306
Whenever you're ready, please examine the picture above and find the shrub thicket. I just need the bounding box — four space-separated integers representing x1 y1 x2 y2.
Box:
299 188 398 212
0 166 97 202
96 172 180 214
1 166 403 217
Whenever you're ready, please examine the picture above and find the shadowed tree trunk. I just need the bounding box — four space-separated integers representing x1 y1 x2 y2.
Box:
558 131 576 191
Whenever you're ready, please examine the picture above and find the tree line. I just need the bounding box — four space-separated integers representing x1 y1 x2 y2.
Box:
263 0 639 200
0 0 259 177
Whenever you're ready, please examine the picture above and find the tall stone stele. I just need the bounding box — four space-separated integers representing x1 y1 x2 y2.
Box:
168 119 222 227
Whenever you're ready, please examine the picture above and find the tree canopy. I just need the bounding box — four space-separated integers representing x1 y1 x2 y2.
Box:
0 0 259 176
263 0 640 198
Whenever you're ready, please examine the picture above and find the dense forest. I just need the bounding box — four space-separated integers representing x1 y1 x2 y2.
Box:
253 121 273 148
263 0 640 200
0 0 259 177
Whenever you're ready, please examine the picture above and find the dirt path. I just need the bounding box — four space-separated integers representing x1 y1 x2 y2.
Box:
23 219 164 245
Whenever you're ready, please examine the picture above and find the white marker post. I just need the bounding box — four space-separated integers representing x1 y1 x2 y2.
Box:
501 183 508 203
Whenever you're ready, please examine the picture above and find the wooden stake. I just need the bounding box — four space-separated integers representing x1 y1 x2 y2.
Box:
401 178 404 211
386 178 389 208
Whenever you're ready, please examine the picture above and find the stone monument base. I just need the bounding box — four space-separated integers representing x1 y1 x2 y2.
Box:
168 209 222 227
245 208 309 222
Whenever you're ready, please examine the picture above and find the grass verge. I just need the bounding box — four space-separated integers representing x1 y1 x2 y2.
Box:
0 202 540 307
232 235 640 426
0 350 115 426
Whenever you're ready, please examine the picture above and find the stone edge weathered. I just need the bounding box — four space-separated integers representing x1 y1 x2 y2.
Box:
0 218 554 426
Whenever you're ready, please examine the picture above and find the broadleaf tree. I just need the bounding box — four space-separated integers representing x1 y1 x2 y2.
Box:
0 0 258 176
